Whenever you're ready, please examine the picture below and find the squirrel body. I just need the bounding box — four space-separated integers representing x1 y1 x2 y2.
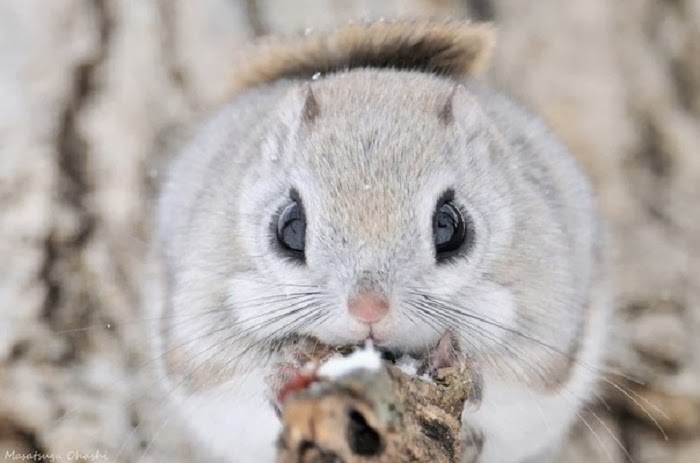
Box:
146 20 611 463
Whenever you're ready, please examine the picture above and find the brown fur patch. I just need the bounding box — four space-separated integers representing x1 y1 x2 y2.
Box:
301 84 320 123
230 19 495 94
437 84 460 124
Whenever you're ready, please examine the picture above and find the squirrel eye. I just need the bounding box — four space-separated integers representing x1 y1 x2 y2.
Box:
276 200 305 259
433 200 467 261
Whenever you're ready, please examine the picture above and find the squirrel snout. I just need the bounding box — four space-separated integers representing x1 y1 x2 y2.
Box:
347 293 390 324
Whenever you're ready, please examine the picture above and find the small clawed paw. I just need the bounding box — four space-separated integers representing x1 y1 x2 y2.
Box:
418 331 468 375
418 332 483 410
266 363 318 415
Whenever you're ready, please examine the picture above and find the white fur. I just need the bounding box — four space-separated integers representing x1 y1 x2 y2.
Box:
173 369 281 463
468 280 610 462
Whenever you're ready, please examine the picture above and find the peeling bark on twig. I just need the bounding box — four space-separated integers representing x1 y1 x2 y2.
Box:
275 336 482 463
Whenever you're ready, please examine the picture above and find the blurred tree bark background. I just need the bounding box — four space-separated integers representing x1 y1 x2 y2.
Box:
1 0 699 461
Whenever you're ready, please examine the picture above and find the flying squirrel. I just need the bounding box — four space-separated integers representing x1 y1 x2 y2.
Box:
145 18 612 463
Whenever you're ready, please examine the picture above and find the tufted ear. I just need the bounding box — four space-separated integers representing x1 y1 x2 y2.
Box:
437 84 482 133
280 83 320 128
261 84 320 162
300 84 320 124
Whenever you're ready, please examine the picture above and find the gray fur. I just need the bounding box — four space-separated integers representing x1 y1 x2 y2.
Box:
148 68 610 462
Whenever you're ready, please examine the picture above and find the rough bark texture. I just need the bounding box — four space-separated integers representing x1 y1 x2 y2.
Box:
1 0 699 462
276 363 474 463
274 335 481 463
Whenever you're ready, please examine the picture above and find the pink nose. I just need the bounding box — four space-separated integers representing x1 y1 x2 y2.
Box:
348 293 390 324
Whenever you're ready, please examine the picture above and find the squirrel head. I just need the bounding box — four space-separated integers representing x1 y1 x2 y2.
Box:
156 22 594 394
231 70 519 353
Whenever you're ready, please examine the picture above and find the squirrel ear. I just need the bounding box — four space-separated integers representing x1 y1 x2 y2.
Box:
438 84 481 131
300 84 320 124
261 84 320 162
278 83 320 129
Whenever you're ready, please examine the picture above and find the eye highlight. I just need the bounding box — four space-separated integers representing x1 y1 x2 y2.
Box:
276 192 306 260
433 192 468 262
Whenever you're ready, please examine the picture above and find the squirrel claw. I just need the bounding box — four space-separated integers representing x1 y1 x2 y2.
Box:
418 331 483 411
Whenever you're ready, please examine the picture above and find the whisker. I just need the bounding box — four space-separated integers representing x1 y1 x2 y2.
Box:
409 302 522 385
587 407 635 462
115 296 329 459
408 300 540 384
408 289 668 441
201 304 332 398
47 291 323 335
166 299 325 382
601 378 668 440
436 304 663 435
139 295 320 374
51 301 311 430
413 291 643 383
138 307 332 463
575 409 615 463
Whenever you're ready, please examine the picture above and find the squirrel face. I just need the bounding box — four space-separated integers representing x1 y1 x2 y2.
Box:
229 70 520 355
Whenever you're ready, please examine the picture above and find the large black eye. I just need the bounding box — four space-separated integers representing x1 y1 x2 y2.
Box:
433 196 467 261
276 198 305 259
